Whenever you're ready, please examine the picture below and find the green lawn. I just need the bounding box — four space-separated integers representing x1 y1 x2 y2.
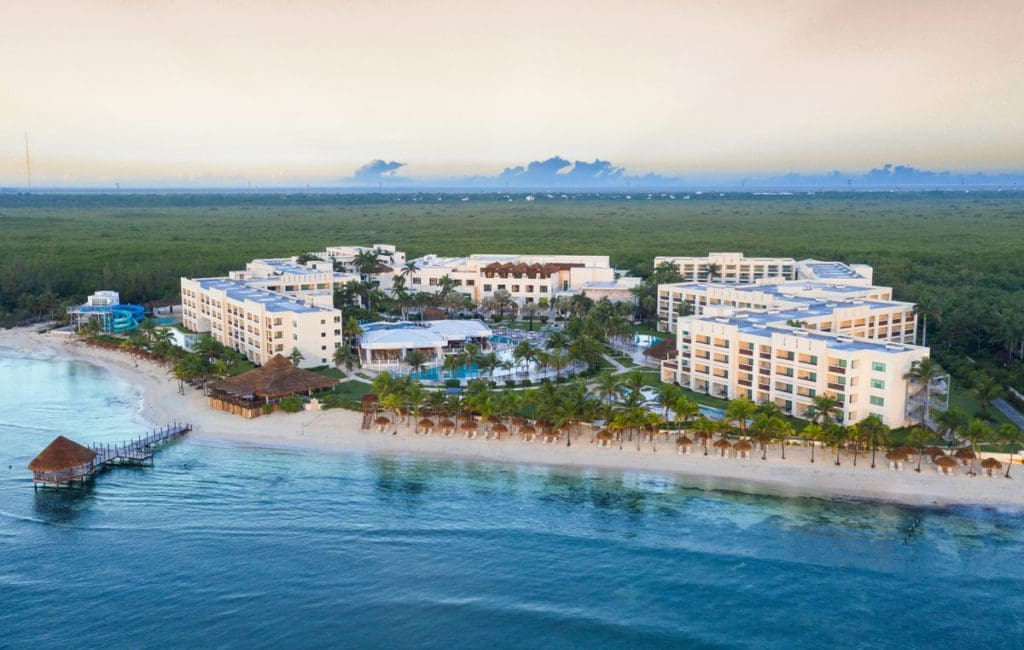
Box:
948 381 1012 426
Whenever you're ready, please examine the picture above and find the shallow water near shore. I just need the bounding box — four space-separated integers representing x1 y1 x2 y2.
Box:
2 351 1024 648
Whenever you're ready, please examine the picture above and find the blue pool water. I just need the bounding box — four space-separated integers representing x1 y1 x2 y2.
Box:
2 350 1023 648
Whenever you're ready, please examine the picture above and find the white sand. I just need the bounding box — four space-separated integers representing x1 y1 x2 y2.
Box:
4 326 1023 510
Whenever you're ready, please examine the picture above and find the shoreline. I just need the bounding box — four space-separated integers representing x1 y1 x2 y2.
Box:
3 326 1023 510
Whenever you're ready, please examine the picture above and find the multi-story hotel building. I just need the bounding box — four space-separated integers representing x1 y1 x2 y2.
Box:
653 252 874 286
656 279 912 338
660 309 935 428
180 254 352 368
399 253 637 305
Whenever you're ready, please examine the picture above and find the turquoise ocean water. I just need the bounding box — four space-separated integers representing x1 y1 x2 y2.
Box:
1 350 1023 648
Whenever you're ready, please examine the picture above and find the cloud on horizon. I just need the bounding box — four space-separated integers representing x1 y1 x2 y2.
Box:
351 159 406 182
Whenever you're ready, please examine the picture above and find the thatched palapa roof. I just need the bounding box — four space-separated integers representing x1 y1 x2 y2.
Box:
885 450 907 461
643 337 677 362
734 440 753 452
935 455 958 468
676 435 693 446
28 435 97 472
210 355 337 400
981 458 1003 470
954 448 976 460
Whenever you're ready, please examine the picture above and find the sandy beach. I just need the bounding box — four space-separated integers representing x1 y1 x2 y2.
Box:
3 325 1022 510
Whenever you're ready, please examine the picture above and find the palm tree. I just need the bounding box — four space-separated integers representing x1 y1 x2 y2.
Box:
802 423 823 463
652 383 682 428
400 260 419 279
545 348 573 381
750 413 777 460
353 249 381 280
693 416 716 456
404 349 428 376
903 357 946 429
774 421 794 460
907 426 930 473
858 415 889 469
725 398 756 439
288 347 304 367
512 340 541 374
998 424 1022 478
672 395 699 430
171 363 189 395
827 424 846 466
333 345 356 370
846 424 864 466
935 408 967 443
521 302 540 331
807 394 841 429
971 374 1002 415
963 419 993 476
704 262 721 284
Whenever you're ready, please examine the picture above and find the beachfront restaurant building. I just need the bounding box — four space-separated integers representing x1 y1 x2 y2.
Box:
357 320 493 371
207 354 338 418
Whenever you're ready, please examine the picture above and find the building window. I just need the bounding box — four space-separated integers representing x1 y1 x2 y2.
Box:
872 362 886 372
465 280 475 286
870 396 885 406
429 278 438 286
870 379 885 389
483 284 492 292
412 277 421 285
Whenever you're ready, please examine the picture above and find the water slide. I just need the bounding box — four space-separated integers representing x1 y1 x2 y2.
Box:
79 304 145 333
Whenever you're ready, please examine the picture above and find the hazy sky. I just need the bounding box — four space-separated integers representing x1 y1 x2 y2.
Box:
1 0 1022 186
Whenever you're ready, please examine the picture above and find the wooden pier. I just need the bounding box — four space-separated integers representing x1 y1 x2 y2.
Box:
29 422 192 488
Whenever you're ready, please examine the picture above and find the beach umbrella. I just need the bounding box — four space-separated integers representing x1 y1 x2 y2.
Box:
885 450 908 461
374 416 390 432
893 445 916 457
460 420 478 431
713 438 732 457
954 448 976 467
981 457 1003 476
935 455 958 474
491 423 508 439
595 429 614 447
924 446 945 459
733 440 753 459
520 424 537 441
418 418 435 429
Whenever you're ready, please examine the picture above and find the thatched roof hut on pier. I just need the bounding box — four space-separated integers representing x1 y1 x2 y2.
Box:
28 436 97 485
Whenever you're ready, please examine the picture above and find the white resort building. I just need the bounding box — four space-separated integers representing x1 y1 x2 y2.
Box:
357 320 494 371
654 254 944 428
398 253 638 306
653 252 874 286
180 253 355 368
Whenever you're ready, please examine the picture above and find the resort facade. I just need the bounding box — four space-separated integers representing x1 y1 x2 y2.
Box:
397 253 638 305
653 252 874 286
180 277 342 368
656 278 913 338
660 311 934 428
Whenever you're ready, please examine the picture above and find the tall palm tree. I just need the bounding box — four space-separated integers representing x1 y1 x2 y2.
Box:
802 423 823 463
672 395 699 430
903 357 946 429
750 413 778 460
807 394 841 429
935 408 967 443
353 249 381 280
846 424 864 466
512 340 541 374
998 424 1022 478
704 262 721 284
907 426 930 473
693 416 716 456
653 383 681 425
774 421 794 460
404 349 428 376
288 347 304 367
858 415 889 469
971 374 1002 415
963 418 993 476
827 424 846 466
545 348 573 381
725 398 756 439
401 260 419 278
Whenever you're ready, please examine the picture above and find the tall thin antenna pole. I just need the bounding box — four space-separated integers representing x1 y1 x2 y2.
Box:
24 133 32 191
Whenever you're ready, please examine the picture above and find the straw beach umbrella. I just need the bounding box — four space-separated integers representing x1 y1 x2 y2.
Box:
893 445 916 459
490 423 508 440
520 424 537 442
954 448 976 466
713 438 732 458
439 419 455 436
885 449 907 471
460 420 478 439
374 416 391 433
595 429 613 448
924 446 944 463
980 457 1003 477
418 418 435 435
733 440 753 460
935 455 958 475
675 435 693 455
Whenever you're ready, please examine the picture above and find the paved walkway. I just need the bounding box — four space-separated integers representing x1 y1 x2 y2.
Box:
993 398 1024 428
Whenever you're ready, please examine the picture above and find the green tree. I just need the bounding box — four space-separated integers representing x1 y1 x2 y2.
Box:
288 347 305 367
